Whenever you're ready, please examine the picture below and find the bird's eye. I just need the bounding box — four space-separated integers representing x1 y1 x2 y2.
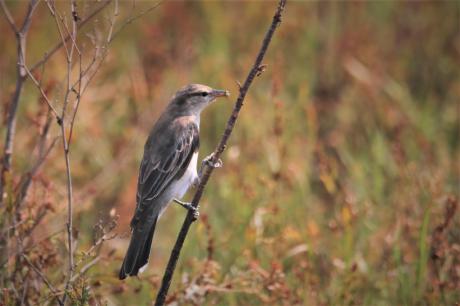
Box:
201 92 208 97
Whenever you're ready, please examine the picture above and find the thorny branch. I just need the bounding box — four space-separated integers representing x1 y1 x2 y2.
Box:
154 0 287 305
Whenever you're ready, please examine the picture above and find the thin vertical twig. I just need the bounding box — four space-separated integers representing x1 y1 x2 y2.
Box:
60 0 78 303
0 0 39 287
0 0 39 207
154 1 287 305
106 0 119 43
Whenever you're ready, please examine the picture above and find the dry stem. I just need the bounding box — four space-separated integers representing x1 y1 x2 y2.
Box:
154 0 287 304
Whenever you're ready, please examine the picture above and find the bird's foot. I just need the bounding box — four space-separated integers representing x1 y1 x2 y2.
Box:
173 198 200 220
202 153 223 169
192 176 201 188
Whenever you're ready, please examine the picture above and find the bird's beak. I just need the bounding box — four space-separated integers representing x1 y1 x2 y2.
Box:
211 89 230 98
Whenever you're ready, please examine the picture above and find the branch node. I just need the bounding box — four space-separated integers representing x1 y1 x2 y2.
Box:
256 64 267 77
235 80 242 90
72 10 81 22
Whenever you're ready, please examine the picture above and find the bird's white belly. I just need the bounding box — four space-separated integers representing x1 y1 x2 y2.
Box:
157 152 198 218
168 151 198 199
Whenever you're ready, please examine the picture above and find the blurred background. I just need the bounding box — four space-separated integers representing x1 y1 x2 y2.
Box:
0 1 458 305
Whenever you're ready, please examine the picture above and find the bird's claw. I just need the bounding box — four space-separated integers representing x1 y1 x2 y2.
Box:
202 153 223 169
174 199 200 221
185 203 200 221
192 176 201 188
191 205 200 221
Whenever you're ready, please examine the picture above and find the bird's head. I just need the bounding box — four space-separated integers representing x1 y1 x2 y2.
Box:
169 84 229 115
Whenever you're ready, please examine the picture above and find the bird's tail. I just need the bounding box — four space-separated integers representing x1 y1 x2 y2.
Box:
119 218 157 280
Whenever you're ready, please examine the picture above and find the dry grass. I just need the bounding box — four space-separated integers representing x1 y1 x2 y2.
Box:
0 1 458 305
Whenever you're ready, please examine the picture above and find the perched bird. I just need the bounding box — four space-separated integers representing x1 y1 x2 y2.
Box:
119 84 229 280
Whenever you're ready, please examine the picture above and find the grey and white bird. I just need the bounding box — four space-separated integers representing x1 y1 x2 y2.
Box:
119 84 229 279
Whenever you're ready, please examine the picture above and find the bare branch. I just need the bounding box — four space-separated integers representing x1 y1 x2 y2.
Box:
0 0 40 205
0 1 40 278
67 51 85 146
29 0 112 73
106 0 119 43
154 0 287 305
15 136 59 209
74 232 117 269
69 256 100 283
45 0 70 60
0 228 64 269
0 0 19 34
19 0 39 34
20 279 28 306
108 0 163 44
22 254 63 306
21 63 60 118
59 1 79 303
60 44 75 306
1 78 25 201
0 0 162 302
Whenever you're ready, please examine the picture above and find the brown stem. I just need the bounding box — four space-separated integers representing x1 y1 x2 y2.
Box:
154 1 286 305
0 0 38 287
15 111 57 213
60 1 78 303
22 254 63 305
0 0 18 34
0 0 38 205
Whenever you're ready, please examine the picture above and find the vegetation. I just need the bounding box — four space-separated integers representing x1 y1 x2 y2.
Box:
0 1 458 305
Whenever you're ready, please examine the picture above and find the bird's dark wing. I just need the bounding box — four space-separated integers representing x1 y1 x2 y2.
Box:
131 121 199 227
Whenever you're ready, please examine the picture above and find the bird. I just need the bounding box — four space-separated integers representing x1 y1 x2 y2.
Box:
119 84 229 280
